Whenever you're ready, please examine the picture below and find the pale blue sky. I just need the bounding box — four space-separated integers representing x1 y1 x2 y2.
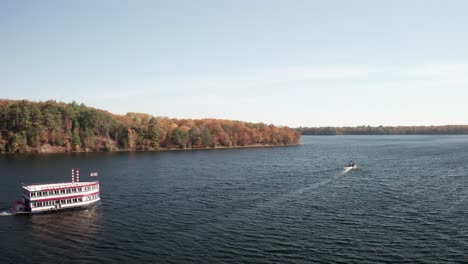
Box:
2 0 468 127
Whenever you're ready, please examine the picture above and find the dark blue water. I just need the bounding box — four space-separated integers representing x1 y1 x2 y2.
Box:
1 136 467 263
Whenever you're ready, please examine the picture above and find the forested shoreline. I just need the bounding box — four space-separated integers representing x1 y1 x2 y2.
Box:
0 100 300 153
301 126 468 135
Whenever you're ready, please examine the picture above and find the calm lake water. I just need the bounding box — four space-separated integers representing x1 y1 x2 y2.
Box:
1 136 468 263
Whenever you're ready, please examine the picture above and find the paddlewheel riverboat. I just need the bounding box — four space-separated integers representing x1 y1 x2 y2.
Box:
12 169 100 214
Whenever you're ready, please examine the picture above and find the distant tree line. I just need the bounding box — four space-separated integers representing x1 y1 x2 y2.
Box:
301 125 468 135
0 100 300 153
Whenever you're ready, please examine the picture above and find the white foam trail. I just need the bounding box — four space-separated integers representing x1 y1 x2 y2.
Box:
341 167 352 175
293 172 343 196
0 210 15 216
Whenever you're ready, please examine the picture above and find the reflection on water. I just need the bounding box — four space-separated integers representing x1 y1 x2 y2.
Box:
1 136 468 263
30 206 102 236
22 207 102 263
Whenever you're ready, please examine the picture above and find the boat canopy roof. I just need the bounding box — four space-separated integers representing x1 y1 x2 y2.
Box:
22 181 98 192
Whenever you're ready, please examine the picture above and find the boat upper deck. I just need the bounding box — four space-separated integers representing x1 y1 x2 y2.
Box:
23 181 99 192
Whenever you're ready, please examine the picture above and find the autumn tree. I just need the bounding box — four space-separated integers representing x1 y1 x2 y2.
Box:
72 120 81 150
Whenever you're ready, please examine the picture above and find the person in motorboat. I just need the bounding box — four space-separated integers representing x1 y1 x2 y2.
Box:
347 161 357 168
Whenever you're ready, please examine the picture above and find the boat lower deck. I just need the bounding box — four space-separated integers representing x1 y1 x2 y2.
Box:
29 199 101 214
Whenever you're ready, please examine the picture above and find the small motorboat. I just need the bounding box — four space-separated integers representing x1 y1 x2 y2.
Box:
344 161 357 169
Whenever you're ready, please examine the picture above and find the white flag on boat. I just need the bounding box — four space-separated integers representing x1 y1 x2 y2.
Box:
90 172 98 177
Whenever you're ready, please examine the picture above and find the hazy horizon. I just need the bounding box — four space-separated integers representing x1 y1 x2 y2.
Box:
2 1 468 127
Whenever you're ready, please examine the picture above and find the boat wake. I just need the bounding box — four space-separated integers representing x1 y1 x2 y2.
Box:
0 209 16 216
341 167 353 175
